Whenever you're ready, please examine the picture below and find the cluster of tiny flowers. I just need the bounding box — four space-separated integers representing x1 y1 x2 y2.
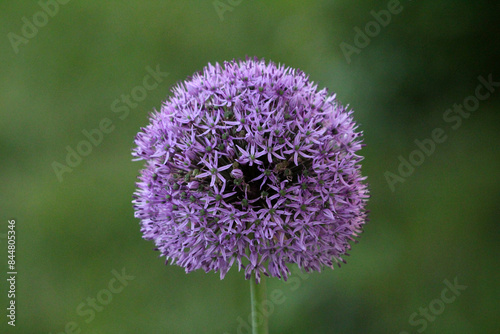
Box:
133 58 369 282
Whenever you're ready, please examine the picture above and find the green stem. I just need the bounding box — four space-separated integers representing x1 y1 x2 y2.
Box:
250 273 269 334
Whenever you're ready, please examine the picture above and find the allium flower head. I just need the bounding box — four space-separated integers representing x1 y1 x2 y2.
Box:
133 58 369 282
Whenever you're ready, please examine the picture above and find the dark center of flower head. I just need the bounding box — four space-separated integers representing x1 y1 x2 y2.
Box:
133 58 369 282
159 99 317 212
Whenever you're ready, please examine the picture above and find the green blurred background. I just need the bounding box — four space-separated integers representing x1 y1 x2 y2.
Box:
1 1 498 333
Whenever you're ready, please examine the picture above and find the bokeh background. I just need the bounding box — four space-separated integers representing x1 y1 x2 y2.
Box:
1 1 499 333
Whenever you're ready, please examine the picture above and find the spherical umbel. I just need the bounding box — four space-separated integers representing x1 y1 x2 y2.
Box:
132 58 369 282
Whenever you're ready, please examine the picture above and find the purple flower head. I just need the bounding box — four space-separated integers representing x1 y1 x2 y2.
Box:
133 58 369 282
